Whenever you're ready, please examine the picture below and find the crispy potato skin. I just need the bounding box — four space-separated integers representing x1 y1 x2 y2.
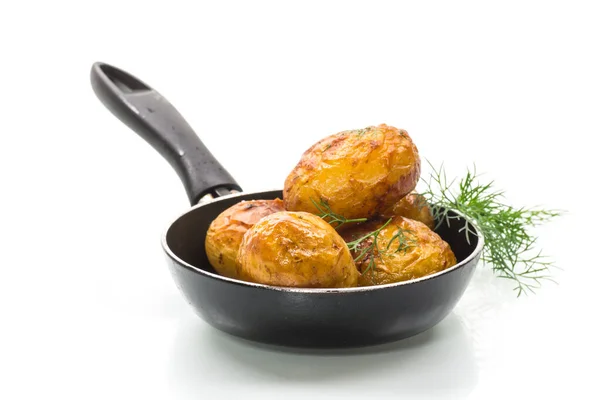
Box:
237 211 359 288
283 124 421 219
382 192 435 229
205 199 285 279
341 216 456 286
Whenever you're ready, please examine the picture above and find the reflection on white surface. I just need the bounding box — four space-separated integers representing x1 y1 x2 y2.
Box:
453 267 518 377
168 312 478 398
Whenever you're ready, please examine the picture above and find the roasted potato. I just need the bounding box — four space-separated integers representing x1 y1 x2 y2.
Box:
382 192 435 229
205 199 285 279
341 216 456 286
284 124 421 220
237 211 359 288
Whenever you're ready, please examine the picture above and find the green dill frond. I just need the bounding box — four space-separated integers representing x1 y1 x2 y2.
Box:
346 219 417 277
310 197 367 229
420 160 563 297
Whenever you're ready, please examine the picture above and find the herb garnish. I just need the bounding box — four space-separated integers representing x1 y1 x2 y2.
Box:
355 128 369 137
311 197 417 276
421 161 563 296
346 219 417 276
310 198 367 229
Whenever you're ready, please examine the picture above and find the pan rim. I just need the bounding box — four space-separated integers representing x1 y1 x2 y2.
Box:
161 190 485 293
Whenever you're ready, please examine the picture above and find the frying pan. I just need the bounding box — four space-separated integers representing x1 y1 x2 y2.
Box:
90 62 484 348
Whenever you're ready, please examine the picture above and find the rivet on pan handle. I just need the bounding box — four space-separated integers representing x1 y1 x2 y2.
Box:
90 62 242 205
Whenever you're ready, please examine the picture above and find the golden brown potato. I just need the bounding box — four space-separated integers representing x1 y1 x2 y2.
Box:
341 216 456 286
382 192 435 229
237 211 359 288
283 124 421 220
205 199 285 279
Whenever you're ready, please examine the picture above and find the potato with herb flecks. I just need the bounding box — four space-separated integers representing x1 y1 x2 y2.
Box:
341 216 456 286
237 211 359 288
205 199 285 279
283 124 421 220
382 192 435 229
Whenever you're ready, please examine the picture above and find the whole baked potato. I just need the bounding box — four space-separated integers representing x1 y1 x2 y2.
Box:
237 211 359 288
205 199 285 279
284 124 421 220
341 216 456 286
382 192 435 229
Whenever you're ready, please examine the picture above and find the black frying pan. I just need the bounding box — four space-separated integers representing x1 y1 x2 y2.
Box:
90 62 484 348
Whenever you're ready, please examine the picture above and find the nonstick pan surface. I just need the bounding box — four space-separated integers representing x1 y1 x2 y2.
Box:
91 62 484 348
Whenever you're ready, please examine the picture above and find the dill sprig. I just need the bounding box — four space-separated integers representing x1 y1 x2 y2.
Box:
311 196 416 276
346 219 417 276
346 219 391 275
310 198 367 229
420 161 563 297
386 226 418 254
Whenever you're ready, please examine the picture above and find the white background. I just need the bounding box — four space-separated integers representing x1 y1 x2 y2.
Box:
1 1 598 399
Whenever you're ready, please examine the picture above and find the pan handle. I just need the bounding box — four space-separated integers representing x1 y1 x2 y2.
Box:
90 62 242 205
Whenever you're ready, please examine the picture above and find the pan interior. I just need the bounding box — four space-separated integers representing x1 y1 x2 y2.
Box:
165 191 285 275
164 190 479 275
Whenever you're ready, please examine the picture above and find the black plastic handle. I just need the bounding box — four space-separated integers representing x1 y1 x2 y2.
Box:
90 62 242 205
